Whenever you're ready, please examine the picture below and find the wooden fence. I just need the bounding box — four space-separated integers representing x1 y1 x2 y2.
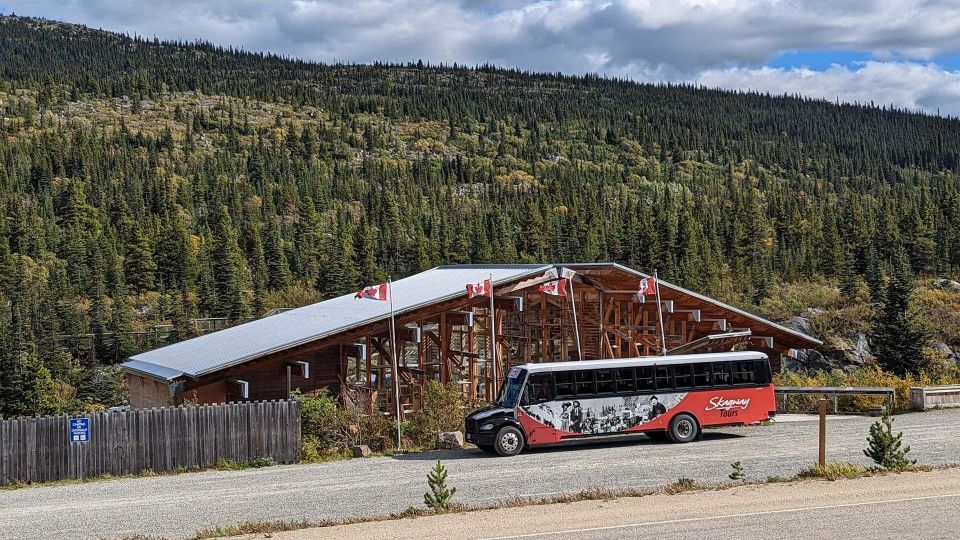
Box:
0 400 301 485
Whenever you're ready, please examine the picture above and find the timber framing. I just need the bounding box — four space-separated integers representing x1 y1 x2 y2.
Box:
122 263 822 411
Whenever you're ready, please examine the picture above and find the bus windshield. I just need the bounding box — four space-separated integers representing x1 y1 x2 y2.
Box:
497 367 527 408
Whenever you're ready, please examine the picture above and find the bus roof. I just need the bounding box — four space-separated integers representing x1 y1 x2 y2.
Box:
518 351 768 374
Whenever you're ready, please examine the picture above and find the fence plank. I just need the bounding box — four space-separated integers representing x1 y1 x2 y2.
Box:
0 400 301 484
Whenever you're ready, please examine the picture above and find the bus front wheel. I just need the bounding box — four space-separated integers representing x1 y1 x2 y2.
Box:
668 414 699 444
493 426 524 456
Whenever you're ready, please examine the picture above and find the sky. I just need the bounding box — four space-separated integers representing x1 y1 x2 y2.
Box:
3 0 960 115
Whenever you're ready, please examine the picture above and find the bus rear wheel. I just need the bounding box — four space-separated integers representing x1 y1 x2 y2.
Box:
494 426 524 456
668 414 699 443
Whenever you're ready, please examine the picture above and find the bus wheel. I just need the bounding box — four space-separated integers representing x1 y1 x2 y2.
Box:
668 414 699 444
494 426 524 456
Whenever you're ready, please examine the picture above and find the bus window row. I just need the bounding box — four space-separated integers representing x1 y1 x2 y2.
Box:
523 360 770 403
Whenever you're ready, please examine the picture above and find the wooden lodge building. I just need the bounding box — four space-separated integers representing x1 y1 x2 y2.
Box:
122 264 821 412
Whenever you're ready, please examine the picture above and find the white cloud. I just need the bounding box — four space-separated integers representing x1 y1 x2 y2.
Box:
697 62 960 116
6 0 960 114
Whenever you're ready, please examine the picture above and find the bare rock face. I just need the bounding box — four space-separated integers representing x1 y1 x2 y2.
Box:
933 278 960 291
784 316 816 339
784 349 835 372
437 431 465 450
932 342 959 363
845 333 873 365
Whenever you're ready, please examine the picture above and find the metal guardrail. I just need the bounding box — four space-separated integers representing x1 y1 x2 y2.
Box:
775 386 895 413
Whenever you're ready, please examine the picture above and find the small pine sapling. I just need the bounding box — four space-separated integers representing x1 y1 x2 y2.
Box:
729 460 746 481
864 409 915 470
424 460 457 511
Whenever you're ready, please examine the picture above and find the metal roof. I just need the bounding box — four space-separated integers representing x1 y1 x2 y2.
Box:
123 264 553 381
123 262 821 382
519 351 768 373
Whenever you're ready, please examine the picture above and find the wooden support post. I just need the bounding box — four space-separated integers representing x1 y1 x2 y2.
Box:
818 398 827 468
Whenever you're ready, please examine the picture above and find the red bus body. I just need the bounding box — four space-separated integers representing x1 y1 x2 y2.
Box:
466 351 776 453
517 383 775 446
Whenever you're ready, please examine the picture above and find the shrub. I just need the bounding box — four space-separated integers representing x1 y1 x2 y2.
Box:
423 460 456 512
404 381 465 449
864 410 915 471
758 280 843 321
298 391 350 456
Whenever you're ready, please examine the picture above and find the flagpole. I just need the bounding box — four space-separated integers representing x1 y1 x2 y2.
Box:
488 274 498 398
568 277 583 361
653 270 667 356
388 276 402 451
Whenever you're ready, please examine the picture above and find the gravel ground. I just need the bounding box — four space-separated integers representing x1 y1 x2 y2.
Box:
261 467 960 540
4 409 960 540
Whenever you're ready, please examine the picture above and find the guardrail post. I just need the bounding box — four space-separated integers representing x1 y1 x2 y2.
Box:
833 394 838 414
818 399 827 468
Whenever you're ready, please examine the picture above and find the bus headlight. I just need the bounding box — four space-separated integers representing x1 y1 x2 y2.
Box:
480 423 495 431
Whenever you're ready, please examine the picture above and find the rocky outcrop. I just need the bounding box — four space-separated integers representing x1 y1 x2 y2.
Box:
784 316 815 339
933 278 960 291
932 342 959 363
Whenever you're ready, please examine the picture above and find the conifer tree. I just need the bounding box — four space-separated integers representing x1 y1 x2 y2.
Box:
869 255 930 376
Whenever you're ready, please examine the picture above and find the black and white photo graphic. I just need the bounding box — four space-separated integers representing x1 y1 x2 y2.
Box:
523 393 686 435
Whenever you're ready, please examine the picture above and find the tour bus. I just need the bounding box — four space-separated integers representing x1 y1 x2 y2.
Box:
465 351 775 456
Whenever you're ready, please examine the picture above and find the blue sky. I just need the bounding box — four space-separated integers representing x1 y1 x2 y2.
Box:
3 0 960 115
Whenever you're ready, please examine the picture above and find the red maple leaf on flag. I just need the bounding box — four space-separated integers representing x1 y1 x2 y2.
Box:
356 282 388 300
538 279 567 297
466 279 491 299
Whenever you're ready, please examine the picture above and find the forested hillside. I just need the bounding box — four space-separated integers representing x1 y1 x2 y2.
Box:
2 14 960 417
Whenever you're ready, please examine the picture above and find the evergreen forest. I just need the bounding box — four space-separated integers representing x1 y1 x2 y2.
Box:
2 14 960 417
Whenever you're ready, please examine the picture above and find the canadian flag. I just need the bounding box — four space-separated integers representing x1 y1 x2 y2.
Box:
356 282 389 300
466 279 491 299
539 279 567 296
638 276 657 297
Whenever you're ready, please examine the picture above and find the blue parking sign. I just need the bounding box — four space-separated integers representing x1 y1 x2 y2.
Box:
69 418 90 443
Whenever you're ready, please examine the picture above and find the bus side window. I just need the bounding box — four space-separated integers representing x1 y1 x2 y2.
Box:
693 363 711 386
755 360 772 384
555 371 575 398
575 370 595 396
674 364 693 388
655 366 672 391
596 369 615 394
712 362 731 386
524 373 554 404
636 367 654 391
731 361 756 384
616 368 636 393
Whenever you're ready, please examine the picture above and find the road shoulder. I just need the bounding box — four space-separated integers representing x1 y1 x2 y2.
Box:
227 467 960 540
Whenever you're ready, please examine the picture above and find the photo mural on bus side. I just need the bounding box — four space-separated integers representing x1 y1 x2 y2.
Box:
522 393 687 435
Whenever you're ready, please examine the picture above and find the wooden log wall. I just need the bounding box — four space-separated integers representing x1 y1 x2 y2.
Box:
0 400 301 485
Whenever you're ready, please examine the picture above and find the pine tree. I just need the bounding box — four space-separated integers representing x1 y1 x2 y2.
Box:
864 409 915 470
124 225 157 294
423 460 457 512
869 257 930 376
210 207 249 318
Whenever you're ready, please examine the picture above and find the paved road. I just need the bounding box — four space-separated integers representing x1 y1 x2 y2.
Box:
4 410 960 539
267 467 960 540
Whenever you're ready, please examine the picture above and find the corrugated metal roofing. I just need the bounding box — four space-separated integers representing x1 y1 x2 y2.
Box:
123 265 553 381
